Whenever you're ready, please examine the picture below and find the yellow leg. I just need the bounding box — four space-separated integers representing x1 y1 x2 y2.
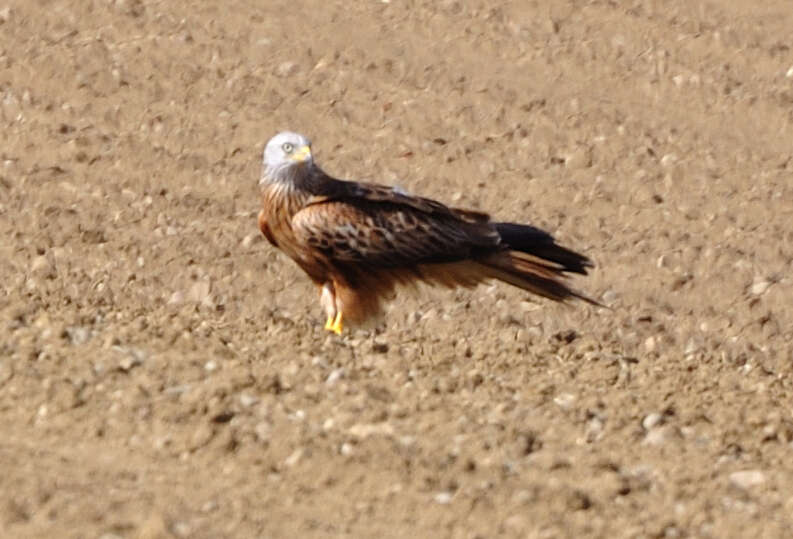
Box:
327 312 343 335
324 315 335 331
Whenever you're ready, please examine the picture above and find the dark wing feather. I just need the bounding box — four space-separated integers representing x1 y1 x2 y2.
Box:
292 194 499 270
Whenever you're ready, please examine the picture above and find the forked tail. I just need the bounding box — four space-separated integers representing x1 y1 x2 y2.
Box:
478 222 600 306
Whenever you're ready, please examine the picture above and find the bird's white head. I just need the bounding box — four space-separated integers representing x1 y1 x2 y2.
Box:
261 131 313 185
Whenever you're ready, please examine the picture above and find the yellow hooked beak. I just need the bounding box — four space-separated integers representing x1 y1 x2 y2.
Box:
290 145 312 163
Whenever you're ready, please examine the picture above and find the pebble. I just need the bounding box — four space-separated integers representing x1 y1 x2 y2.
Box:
325 368 345 386
284 448 304 467
241 233 260 248
434 491 453 504
786 65 793 79
553 392 576 410
750 279 771 296
601 289 618 306
642 412 664 430
67 326 91 345
117 347 146 371
684 337 702 357
660 154 678 168
729 470 765 489
30 255 54 276
239 393 259 408
201 500 218 513
276 61 299 77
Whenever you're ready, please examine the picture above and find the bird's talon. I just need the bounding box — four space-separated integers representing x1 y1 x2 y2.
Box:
324 315 334 331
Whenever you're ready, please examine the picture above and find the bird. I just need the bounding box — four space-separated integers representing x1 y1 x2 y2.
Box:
258 131 598 335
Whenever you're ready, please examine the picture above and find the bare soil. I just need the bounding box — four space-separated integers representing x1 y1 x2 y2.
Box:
2 0 793 537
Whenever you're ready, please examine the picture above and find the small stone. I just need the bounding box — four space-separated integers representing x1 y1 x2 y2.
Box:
284 448 303 467
553 392 576 410
660 154 677 168
684 337 702 357
642 412 664 430
729 470 765 489
204 360 218 372
644 336 656 353
241 233 260 248
30 255 55 278
168 291 184 305
201 500 218 513
0 7 10 23
325 368 345 386
434 491 453 504
239 393 259 408
786 65 793 79
117 347 145 371
750 279 771 296
276 61 299 77
340 442 354 456
67 326 91 345
601 289 618 305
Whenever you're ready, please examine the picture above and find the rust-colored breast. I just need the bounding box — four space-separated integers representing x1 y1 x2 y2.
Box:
258 209 279 247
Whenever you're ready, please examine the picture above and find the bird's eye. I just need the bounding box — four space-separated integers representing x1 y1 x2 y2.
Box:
282 142 294 153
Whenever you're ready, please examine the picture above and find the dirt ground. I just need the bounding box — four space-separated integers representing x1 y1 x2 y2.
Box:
2 0 793 537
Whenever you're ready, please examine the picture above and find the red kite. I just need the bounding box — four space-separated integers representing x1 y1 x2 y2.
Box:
258 132 598 334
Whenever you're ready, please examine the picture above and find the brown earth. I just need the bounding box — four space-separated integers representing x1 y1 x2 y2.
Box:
2 0 793 537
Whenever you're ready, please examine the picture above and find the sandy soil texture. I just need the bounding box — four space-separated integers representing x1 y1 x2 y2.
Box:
2 0 793 537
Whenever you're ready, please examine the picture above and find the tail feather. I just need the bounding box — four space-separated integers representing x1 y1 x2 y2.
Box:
479 253 601 306
479 222 600 306
494 222 592 275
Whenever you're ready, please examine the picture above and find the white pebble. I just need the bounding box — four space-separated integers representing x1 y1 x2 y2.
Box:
284 448 303 467
553 392 576 410
239 393 258 408
751 279 771 296
729 470 765 489
434 491 453 504
276 61 299 77
325 368 345 386
642 412 664 430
